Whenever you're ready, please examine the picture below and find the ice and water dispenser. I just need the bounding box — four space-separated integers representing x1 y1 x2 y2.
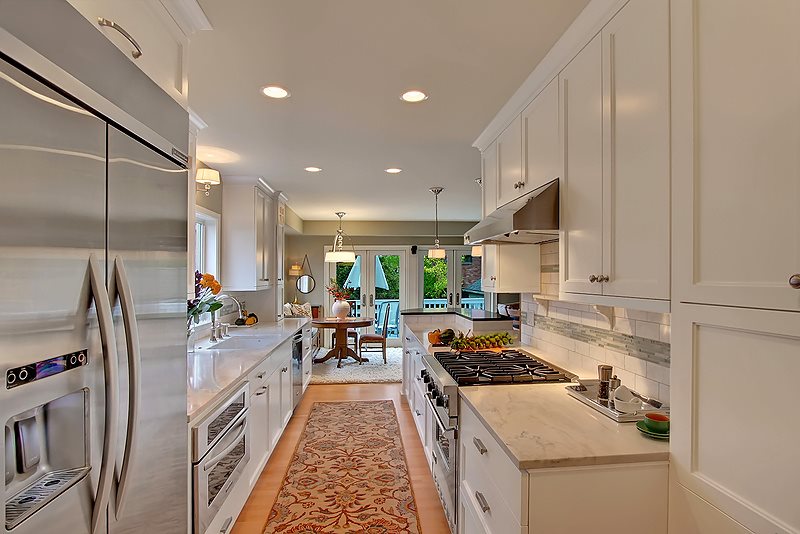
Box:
4 350 91 530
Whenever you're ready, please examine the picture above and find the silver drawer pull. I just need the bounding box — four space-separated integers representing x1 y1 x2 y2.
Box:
415 409 421 416
97 18 142 59
257 372 266 379
473 437 488 455
219 516 233 533
475 491 490 513
255 387 267 396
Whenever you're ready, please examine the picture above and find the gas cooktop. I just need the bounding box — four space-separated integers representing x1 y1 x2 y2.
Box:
433 349 575 385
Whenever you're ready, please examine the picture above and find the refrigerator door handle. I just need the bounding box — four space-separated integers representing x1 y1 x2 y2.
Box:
88 254 120 534
111 256 141 519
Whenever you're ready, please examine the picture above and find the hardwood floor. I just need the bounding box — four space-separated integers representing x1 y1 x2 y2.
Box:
232 383 452 534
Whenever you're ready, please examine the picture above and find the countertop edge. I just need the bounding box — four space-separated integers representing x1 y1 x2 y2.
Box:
187 319 309 424
400 307 511 322
457 389 668 471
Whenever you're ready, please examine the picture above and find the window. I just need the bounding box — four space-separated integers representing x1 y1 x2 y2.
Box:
194 207 220 277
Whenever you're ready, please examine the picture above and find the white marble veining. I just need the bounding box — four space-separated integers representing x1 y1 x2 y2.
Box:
187 318 309 422
459 384 669 470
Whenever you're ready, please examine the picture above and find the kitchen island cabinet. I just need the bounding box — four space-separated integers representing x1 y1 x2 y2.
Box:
458 385 668 534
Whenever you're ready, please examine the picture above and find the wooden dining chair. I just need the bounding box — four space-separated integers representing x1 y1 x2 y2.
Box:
358 304 391 364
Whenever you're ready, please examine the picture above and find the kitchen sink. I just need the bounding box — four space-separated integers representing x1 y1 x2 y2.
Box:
199 336 276 351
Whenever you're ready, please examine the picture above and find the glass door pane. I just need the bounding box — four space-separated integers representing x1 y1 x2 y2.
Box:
456 251 485 310
422 255 450 309
372 253 402 340
330 253 364 317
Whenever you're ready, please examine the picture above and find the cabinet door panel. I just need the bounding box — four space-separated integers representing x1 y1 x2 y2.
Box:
482 141 498 218
560 34 603 295
602 0 670 300
672 0 800 311
497 115 523 207
255 188 268 287
671 303 800 533
481 245 497 292
522 78 561 194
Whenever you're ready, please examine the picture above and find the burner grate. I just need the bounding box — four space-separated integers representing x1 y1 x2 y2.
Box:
434 350 570 386
5 467 90 530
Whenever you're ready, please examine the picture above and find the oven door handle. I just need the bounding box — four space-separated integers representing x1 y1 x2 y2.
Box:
203 418 248 472
425 393 457 434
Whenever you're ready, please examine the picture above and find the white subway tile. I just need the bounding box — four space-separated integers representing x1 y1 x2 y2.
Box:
596 314 612 330
589 344 606 362
635 375 659 399
627 309 650 321
647 312 669 325
646 361 670 385
660 324 671 343
521 333 533 346
575 340 591 357
615 369 636 389
614 318 635 336
635 320 661 341
605 349 626 369
625 355 647 376
582 355 601 376
658 384 671 403
614 307 628 319
569 310 583 324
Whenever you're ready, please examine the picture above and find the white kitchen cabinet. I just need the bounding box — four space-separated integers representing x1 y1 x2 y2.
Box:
481 244 540 293
481 141 498 218
521 77 560 195
221 182 275 291
247 380 270 487
560 1 670 304
458 401 668 534
601 0 670 301
559 33 604 296
66 0 188 107
670 303 800 534
266 342 293 450
496 115 524 208
671 0 800 313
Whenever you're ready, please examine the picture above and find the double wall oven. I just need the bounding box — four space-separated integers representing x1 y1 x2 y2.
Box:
191 383 251 534
420 348 576 531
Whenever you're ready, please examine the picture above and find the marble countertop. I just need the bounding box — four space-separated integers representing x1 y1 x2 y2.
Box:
400 307 510 321
187 318 310 422
459 384 669 470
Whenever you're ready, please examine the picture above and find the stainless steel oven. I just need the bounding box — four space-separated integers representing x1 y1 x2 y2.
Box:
192 383 251 534
425 393 458 532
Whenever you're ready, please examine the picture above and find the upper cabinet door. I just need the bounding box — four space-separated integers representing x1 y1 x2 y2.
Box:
601 0 670 300
481 141 498 218
522 78 561 195
672 0 800 312
560 34 604 295
496 115 524 207
255 188 269 287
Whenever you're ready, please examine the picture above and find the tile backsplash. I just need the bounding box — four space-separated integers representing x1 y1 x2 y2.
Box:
520 241 671 403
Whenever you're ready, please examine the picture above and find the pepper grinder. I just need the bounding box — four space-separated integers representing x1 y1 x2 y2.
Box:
598 364 613 404
608 375 621 409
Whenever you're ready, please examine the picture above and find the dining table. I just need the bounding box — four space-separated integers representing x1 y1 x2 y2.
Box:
311 317 374 368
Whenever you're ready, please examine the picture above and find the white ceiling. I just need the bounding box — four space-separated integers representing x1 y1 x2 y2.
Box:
188 0 589 221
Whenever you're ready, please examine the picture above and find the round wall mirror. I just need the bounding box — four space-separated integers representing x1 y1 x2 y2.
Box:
297 274 316 294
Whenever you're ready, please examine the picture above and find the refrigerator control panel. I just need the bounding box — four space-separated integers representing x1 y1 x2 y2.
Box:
6 350 88 389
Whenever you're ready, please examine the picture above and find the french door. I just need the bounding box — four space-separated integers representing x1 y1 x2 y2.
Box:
325 249 407 344
419 248 486 310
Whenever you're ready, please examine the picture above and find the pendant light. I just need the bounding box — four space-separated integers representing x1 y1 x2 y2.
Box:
428 187 447 259
324 212 356 263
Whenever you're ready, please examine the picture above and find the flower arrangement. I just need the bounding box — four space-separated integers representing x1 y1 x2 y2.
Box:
325 278 353 301
187 271 223 327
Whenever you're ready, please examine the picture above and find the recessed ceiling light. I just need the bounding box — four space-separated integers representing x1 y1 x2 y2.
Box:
196 145 240 164
261 85 290 99
400 90 428 103
385 168 403 174
304 166 322 172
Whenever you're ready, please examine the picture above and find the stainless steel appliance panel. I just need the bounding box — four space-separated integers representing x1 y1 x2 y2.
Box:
0 57 108 534
106 125 188 534
291 332 303 407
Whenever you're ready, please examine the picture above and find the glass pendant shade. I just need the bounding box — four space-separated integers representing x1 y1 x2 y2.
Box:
325 250 356 263
427 247 447 259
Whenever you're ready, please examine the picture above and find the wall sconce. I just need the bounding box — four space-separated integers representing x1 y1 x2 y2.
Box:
195 168 220 196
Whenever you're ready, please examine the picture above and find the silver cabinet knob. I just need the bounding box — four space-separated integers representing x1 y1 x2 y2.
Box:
599 275 610 283
475 491 490 513
589 275 599 283
473 437 487 455
790 274 800 289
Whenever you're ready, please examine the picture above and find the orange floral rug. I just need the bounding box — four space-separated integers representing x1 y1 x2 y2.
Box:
263 400 421 533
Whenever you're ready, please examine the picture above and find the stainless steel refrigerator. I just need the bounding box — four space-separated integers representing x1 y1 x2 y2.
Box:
0 50 189 534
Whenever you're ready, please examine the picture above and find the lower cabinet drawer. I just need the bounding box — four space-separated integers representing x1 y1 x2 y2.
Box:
460 402 528 524
459 479 526 534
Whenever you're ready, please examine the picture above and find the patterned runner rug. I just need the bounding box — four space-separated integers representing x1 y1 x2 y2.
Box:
264 400 421 533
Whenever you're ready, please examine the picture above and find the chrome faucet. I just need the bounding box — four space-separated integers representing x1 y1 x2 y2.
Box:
218 294 244 320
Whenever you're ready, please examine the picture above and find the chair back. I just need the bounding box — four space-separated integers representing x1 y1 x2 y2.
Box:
379 301 391 337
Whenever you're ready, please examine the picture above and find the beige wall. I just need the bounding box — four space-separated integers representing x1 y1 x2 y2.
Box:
285 233 468 306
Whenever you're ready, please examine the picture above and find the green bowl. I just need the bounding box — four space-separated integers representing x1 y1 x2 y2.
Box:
644 413 670 434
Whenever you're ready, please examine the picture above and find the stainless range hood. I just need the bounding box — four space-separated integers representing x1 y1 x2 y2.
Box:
465 178 559 245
